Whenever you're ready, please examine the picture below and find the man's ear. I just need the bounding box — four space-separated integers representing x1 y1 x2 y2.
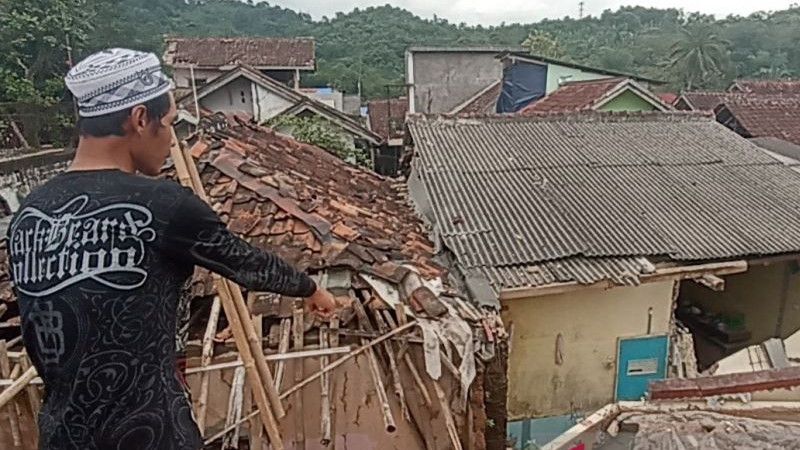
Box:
129 105 148 135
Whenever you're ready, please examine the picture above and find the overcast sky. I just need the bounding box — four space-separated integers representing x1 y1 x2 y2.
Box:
268 0 795 25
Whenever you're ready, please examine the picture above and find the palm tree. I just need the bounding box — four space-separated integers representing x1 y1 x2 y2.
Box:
668 24 730 90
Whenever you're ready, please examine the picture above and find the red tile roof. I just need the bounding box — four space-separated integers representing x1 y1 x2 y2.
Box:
184 114 441 297
658 93 678 105
164 37 315 70
367 97 408 140
730 79 800 95
677 92 742 111
520 77 638 114
451 81 502 115
717 95 800 145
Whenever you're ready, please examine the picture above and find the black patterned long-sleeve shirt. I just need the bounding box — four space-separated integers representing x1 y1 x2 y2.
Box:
6 169 315 450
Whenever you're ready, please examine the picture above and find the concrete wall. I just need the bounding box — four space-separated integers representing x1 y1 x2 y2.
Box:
599 90 658 112
407 51 503 114
253 84 295 122
682 261 800 346
200 77 255 117
545 63 610 94
502 281 675 420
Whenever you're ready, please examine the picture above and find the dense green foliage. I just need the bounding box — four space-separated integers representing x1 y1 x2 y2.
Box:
266 115 370 166
3 0 800 103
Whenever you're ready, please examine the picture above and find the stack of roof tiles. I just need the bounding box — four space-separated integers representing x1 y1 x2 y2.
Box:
164 37 315 69
408 113 800 293
184 114 442 297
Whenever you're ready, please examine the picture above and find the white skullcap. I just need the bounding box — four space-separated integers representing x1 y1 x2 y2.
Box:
65 48 173 117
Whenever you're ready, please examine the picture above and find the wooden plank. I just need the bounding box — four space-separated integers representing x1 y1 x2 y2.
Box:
433 381 463 450
18 355 39 420
373 311 410 421
248 294 264 450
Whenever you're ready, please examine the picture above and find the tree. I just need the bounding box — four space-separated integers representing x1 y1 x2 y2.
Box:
265 115 371 167
668 24 731 89
522 30 567 59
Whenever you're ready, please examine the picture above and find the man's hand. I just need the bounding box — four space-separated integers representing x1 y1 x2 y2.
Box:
306 288 339 319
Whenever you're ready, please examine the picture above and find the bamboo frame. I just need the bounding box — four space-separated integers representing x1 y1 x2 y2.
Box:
196 296 221 435
0 340 21 447
170 131 285 449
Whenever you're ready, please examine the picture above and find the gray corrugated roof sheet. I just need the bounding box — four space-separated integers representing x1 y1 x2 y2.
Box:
408 113 800 291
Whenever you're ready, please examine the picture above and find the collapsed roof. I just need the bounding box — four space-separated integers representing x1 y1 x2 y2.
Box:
407 112 800 295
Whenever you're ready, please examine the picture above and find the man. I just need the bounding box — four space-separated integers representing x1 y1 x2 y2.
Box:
6 48 338 449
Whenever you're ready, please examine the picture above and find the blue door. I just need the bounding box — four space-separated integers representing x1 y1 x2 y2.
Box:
615 335 669 401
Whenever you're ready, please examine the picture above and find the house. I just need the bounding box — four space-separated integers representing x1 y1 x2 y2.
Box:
674 79 800 112
518 77 670 114
177 65 382 155
673 91 738 111
0 114 507 449
495 52 664 113
406 112 800 441
163 37 315 92
715 96 800 145
405 46 525 114
367 97 408 175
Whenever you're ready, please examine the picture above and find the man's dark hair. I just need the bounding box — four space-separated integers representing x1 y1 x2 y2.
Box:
77 93 171 138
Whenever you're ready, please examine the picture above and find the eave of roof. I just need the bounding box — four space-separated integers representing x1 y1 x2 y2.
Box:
499 51 666 85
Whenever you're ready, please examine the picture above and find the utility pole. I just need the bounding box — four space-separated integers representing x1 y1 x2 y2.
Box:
579 1 585 19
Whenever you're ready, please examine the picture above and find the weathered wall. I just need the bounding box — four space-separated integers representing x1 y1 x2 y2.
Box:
186 348 473 449
502 281 674 420
0 161 69 214
408 51 503 114
200 77 255 117
599 90 658 112
682 260 800 346
254 84 295 122
544 64 610 94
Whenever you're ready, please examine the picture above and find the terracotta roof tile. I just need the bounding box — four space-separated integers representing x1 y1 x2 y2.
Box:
164 37 315 69
731 79 800 95
678 91 742 112
367 97 408 140
185 114 442 297
452 81 502 115
717 95 800 145
520 78 627 114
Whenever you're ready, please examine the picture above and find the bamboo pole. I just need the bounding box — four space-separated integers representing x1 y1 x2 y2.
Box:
18 355 39 420
373 310 410 421
319 327 332 446
170 130 285 448
382 312 432 407
0 366 36 410
352 296 396 433
216 280 284 450
247 294 264 450
0 340 21 447
204 321 418 445
223 365 246 449
273 319 292 391
433 381 463 450
196 296 221 435
291 306 305 447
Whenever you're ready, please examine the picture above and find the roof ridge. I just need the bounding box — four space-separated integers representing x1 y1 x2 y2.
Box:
409 110 713 124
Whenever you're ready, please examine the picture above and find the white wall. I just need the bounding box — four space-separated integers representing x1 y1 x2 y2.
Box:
253 84 295 122
199 77 255 117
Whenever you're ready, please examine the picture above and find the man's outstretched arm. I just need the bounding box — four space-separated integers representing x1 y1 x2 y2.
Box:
162 189 337 316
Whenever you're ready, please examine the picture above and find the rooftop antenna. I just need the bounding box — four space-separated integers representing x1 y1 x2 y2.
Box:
579 1 585 19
